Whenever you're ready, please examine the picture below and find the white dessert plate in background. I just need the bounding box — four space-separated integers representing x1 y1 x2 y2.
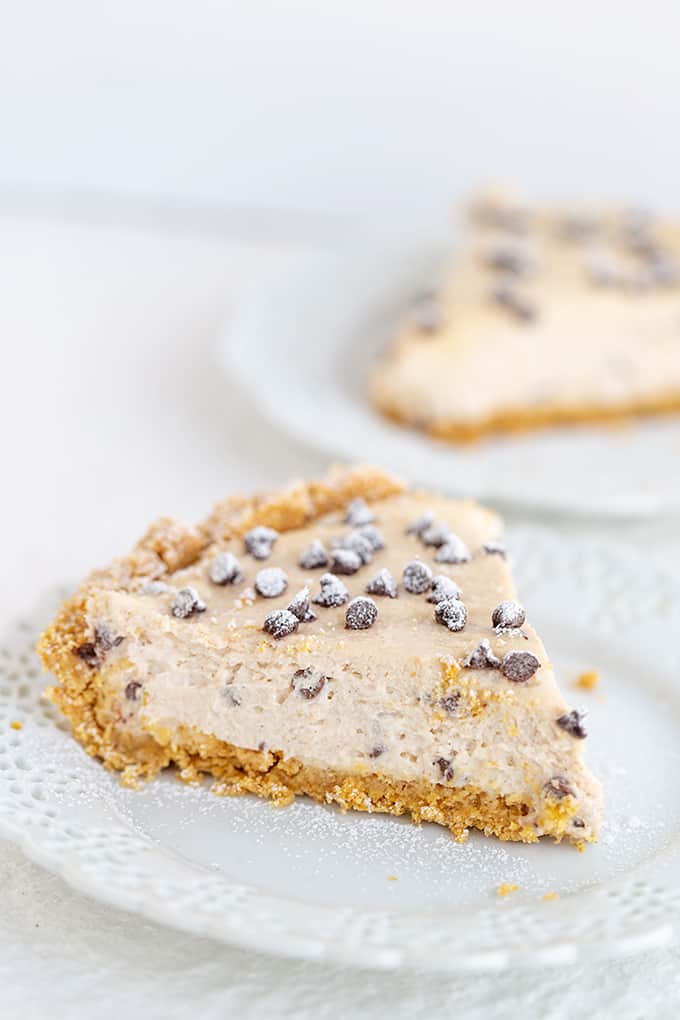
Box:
222 247 680 518
2 530 680 973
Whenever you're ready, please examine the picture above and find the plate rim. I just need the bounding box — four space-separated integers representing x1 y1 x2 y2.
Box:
220 246 680 520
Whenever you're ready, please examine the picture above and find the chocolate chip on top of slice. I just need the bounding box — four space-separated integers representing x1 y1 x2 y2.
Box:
312 572 350 608
492 599 526 632
291 667 327 699
556 709 587 739
434 534 471 564
434 598 467 632
332 530 374 564
344 497 375 527
298 539 329 570
263 609 299 639
465 639 501 670
491 277 537 322
254 567 288 598
481 235 537 276
426 575 462 604
345 596 378 630
244 525 279 561
356 524 385 552
208 551 243 586
172 587 207 619
410 290 442 334
330 548 363 576
481 540 506 558
402 559 433 594
287 586 316 623
406 510 434 537
501 650 540 683
419 522 451 548
365 567 398 599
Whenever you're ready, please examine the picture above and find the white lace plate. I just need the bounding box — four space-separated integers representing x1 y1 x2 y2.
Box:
222 247 680 518
2 529 680 973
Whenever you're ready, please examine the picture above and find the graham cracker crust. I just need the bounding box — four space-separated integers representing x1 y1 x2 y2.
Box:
146 722 540 843
375 392 680 444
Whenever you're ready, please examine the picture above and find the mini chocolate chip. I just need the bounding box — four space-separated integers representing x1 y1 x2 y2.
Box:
647 249 678 287
331 548 363 575
420 522 451 548
287 586 316 622
255 567 288 598
402 559 433 594
572 817 585 828
368 744 386 759
439 693 460 714
544 776 576 800
434 535 471 564
410 291 442 333
556 212 599 242
501 650 540 683
223 685 242 706
427 575 462 604
584 248 621 287
209 551 243 586
366 568 398 599
434 756 455 781
357 524 385 551
344 498 375 527
171 587 207 619
125 680 142 701
263 609 299 639
406 511 435 536
140 580 173 595
482 540 506 558
298 539 329 569
291 667 327 699
312 573 350 608
465 639 501 669
434 598 467 632
556 709 588 739
345 596 378 630
244 526 279 560
481 236 536 275
73 642 99 668
492 599 526 631
94 624 124 652
491 277 537 321
332 530 374 564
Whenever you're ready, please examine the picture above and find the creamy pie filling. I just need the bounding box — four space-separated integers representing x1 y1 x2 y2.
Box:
85 492 601 841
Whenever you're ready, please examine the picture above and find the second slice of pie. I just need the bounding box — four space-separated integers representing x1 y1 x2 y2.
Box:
38 466 601 846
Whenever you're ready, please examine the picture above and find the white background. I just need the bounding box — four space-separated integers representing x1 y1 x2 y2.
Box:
2 1 680 224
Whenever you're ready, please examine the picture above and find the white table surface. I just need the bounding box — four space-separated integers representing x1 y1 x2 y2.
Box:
1 203 679 1019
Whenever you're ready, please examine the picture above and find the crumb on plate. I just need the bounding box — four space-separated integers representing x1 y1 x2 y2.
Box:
497 883 519 898
575 670 600 691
